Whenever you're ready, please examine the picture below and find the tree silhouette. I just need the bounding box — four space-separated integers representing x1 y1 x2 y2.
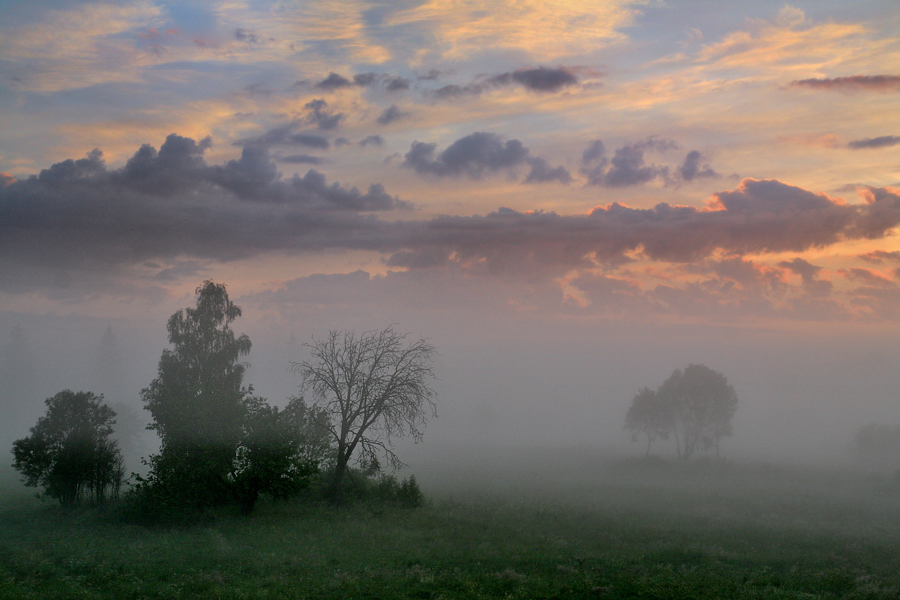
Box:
624 387 674 456
626 364 737 460
140 281 254 509
136 281 323 516
12 390 124 506
658 364 738 460
292 327 437 502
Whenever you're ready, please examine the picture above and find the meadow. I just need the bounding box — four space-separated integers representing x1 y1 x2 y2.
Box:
1 449 899 599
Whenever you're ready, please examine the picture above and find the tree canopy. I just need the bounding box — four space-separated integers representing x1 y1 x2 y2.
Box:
292 327 437 502
625 364 738 460
12 390 124 506
136 281 321 516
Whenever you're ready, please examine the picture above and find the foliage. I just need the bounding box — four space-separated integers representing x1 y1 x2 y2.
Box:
228 396 325 514
626 364 738 460
133 281 327 518
624 386 673 456
292 327 437 502
11 390 124 506
137 281 252 512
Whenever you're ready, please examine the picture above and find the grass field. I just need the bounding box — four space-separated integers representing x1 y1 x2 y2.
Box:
1 451 899 599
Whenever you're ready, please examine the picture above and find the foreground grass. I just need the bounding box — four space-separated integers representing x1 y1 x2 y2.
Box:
1 457 900 599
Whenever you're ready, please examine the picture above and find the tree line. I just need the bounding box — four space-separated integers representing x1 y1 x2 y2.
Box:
11 281 435 517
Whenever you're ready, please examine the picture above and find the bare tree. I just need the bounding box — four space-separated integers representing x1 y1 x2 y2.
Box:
292 327 437 502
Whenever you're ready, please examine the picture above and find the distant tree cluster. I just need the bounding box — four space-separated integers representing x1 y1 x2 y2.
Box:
10 281 435 519
625 364 738 460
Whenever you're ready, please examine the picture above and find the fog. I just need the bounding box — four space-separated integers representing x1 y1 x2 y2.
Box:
4 297 899 481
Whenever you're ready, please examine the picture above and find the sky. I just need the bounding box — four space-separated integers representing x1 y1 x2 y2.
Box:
2 0 900 463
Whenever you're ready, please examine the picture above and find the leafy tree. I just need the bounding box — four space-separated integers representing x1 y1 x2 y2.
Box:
228 396 327 514
11 390 124 506
657 364 738 461
292 327 437 502
139 281 253 510
135 281 325 517
624 387 674 456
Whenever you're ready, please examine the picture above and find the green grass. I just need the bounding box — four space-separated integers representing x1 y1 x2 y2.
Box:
1 456 900 599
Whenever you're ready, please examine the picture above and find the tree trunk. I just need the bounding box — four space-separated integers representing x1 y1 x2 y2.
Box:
329 451 349 504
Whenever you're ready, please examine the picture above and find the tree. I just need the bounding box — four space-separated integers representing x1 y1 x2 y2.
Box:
228 395 328 514
624 387 674 456
11 390 125 506
139 280 253 509
135 281 324 517
657 364 738 461
292 327 437 502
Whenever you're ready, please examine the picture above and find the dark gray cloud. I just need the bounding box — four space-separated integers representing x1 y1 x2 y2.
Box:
5 141 900 295
431 67 580 101
848 136 900 149
236 124 329 150
234 28 262 44
488 67 579 92
582 139 719 187
353 73 378 86
402 132 567 183
678 150 719 181
432 83 484 100
304 99 344 130
273 153 325 165
377 104 407 125
403 132 529 177
385 76 410 91
791 75 900 92
314 72 410 92
360 135 384 148
582 138 674 187
524 157 572 184
315 72 353 89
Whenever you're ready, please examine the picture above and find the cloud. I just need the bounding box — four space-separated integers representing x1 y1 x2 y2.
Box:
677 150 719 182
791 75 900 92
314 72 410 92
524 157 572 184
315 72 353 90
582 138 675 187
581 140 720 187
385 76 410 91
273 154 325 165
402 132 569 183
859 250 900 264
304 99 344 130
360 135 384 148
838 267 895 288
0 133 411 286
236 124 330 150
848 136 900 149
377 105 407 125
5 141 900 296
432 83 484 100
487 67 579 92
403 132 529 177
777 258 832 297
